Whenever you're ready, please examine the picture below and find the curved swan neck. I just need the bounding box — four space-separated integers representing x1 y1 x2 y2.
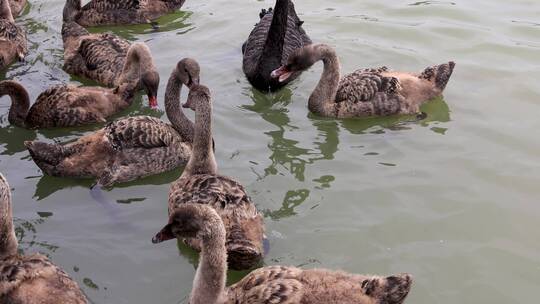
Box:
190 218 227 304
308 44 341 116
260 0 289 68
165 72 194 142
0 174 18 259
182 96 217 177
116 46 144 102
0 0 14 22
0 81 30 128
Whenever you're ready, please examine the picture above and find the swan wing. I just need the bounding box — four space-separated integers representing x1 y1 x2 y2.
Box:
105 116 181 150
336 67 401 103
169 174 254 212
0 20 27 57
83 0 141 10
226 266 304 303
0 254 86 303
76 33 130 82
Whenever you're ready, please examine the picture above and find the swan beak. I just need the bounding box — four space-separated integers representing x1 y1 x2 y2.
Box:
182 98 194 109
149 96 158 109
152 224 175 244
271 66 293 83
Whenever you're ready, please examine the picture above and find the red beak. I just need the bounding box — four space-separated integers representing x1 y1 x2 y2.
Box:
149 96 158 109
271 66 293 83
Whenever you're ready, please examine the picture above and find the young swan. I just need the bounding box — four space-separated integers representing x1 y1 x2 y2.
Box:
166 85 265 271
0 43 159 129
63 0 186 27
0 0 27 70
271 43 455 118
0 173 88 304
62 21 159 89
153 204 413 304
24 58 199 187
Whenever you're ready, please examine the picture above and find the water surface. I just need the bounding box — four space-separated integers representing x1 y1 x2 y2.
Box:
1 0 539 303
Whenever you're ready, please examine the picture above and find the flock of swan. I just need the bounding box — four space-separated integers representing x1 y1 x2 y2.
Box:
0 0 455 303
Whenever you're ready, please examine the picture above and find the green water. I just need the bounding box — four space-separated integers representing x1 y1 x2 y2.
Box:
1 0 539 303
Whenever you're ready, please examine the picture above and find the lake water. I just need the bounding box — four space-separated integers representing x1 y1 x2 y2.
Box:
1 0 539 303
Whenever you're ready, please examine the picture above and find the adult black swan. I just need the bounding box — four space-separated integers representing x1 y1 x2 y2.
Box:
242 0 311 92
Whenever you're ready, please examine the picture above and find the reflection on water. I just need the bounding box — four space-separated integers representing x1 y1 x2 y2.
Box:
242 88 340 182
88 11 194 41
0 124 36 155
32 165 181 200
339 96 451 134
264 189 310 220
14 217 59 258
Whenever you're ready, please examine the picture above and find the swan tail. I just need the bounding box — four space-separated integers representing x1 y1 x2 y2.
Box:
259 7 273 19
24 141 73 176
420 61 456 91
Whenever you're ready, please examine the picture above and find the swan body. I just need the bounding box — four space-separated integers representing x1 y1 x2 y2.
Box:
0 0 27 70
62 21 158 89
0 44 159 129
242 0 311 91
63 0 186 27
167 85 265 270
24 58 199 187
0 173 88 304
272 44 455 118
153 203 413 304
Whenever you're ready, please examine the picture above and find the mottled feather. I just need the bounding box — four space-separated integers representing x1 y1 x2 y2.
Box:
169 174 265 270
0 18 27 70
25 116 191 187
70 0 186 26
63 22 131 87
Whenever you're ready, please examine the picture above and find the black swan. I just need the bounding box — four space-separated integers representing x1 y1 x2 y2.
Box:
242 0 311 92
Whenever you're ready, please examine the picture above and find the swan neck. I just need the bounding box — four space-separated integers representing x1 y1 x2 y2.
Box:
260 0 289 68
116 53 142 103
190 221 227 304
0 81 30 128
0 0 14 22
0 175 18 259
165 73 193 142
308 45 341 115
182 98 217 177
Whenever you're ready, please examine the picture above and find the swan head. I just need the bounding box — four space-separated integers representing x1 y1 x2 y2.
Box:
142 70 160 109
182 84 211 111
152 204 223 244
360 273 413 304
176 58 200 89
271 44 319 83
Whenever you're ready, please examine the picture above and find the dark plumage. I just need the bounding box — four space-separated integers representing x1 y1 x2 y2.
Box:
272 44 456 118
0 173 88 304
166 85 265 271
24 58 200 187
153 204 413 304
0 0 27 70
242 0 311 92
63 0 186 26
